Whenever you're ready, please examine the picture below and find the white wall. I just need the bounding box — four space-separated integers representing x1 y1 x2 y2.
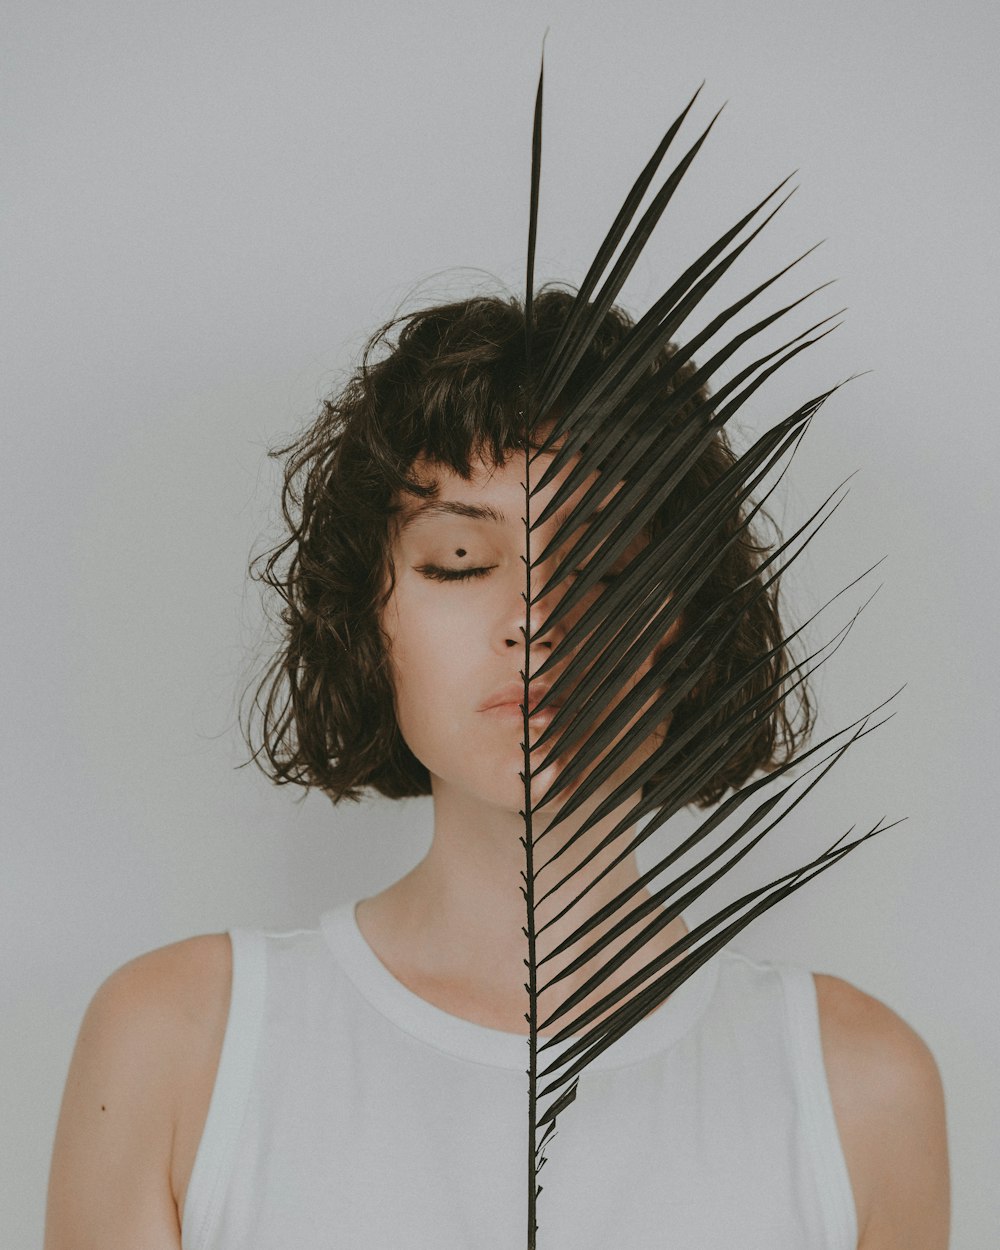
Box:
3 1 997 1244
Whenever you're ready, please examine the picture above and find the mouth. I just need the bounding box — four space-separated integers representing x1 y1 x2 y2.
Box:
483 700 563 720
479 680 565 726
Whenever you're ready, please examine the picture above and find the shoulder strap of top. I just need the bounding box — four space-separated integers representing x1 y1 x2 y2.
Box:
776 962 859 1250
181 927 267 1250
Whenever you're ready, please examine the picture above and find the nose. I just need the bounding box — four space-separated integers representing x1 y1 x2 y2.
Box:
498 550 566 668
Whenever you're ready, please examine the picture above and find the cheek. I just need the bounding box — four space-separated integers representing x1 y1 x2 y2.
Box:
394 652 454 737
382 594 474 755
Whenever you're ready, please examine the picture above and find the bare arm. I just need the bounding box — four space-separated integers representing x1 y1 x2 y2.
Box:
44 935 231 1250
815 973 951 1250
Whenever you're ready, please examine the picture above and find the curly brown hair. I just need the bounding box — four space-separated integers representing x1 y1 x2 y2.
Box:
242 286 814 809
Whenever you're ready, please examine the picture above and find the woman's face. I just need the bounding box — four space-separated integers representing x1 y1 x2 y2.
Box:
381 446 676 817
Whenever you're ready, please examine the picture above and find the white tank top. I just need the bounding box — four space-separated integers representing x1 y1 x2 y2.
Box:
181 900 858 1250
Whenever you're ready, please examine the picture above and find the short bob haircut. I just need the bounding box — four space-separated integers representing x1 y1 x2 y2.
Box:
244 287 813 809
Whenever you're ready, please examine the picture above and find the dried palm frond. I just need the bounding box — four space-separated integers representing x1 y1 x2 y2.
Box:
517 58 899 1248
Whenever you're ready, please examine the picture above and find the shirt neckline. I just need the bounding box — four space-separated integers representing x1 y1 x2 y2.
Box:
319 899 721 1072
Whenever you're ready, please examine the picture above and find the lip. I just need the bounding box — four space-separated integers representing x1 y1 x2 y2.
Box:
484 703 561 726
479 681 563 717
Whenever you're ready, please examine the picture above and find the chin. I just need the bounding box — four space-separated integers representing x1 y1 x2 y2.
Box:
419 722 659 827
423 753 558 821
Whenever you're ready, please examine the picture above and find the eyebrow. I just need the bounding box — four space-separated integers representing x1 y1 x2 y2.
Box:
398 501 509 531
397 497 608 536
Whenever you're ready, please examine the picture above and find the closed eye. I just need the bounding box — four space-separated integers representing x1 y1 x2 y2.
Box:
416 563 498 582
415 564 618 585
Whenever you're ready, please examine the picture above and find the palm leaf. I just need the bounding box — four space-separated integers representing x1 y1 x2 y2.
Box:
518 59 898 1248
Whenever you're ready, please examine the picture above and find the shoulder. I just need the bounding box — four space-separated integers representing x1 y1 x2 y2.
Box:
45 935 232 1248
812 973 950 1250
68 931 232 1111
78 933 232 1102
94 932 233 1029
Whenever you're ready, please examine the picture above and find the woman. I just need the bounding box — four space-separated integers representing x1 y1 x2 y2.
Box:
44 291 950 1248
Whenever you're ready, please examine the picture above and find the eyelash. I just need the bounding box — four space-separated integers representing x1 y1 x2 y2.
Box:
416 563 619 585
416 564 496 582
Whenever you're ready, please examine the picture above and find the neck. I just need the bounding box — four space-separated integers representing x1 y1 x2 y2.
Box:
355 777 688 1034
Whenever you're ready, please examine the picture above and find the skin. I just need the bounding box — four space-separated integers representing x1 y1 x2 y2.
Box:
366 446 684 1034
44 448 950 1249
